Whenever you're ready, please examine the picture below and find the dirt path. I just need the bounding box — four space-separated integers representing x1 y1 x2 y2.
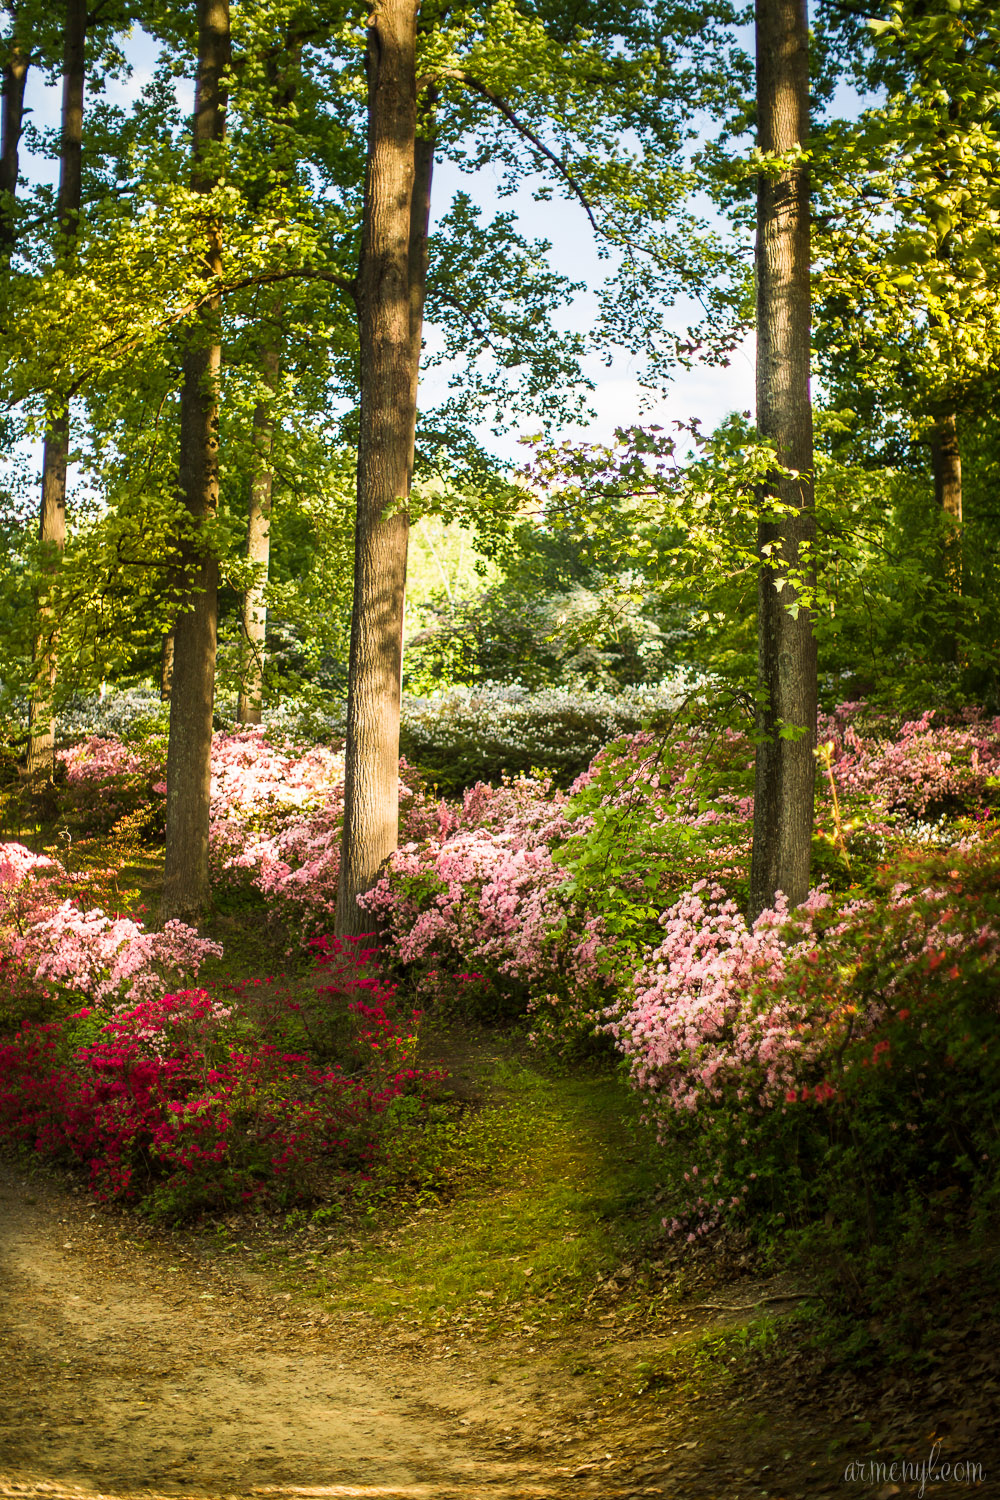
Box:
0 1164 711 1500
0 1164 881 1500
0 1166 617 1499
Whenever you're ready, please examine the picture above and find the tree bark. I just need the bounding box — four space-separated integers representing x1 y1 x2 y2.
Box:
26 0 85 779
929 412 961 525
0 13 29 261
748 0 817 921
930 407 962 559
929 409 962 656
161 0 229 923
236 332 279 725
160 629 174 701
335 0 422 937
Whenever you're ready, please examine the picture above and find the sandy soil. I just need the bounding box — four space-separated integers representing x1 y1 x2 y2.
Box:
0 1164 891 1500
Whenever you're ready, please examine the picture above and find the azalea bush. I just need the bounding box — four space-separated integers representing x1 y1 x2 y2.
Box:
635 839 1000 1251
818 703 1000 822
396 678 703 793
208 731 444 942
0 840 220 1027
14 697 1000 1250
349 706 1000 1036
57 734 168 836
0 936 444 1218
354 706 1000 1259
362 776 608 1043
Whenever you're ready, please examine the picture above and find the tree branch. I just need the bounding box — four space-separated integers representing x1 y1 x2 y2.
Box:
424 68 599 233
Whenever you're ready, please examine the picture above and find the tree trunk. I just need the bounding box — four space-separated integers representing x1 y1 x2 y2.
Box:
335 0 422 937
930 412 961 525
0 17 29 260
160 629 174 701
748 0 817 921
236 334 279 725
929 409 962 657
25 0 85 780
161 0 229 924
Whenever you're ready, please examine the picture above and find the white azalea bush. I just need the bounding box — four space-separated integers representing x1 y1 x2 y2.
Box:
395 676 710 792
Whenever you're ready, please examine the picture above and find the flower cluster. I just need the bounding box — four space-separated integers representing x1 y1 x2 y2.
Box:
820 704 1000 820
608 884 828 1118
207 730 442 940
360 776 608 1041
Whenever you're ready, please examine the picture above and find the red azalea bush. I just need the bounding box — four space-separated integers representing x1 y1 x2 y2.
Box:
0 936 445 1217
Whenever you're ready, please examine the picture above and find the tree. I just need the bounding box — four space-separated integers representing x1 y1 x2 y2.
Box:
234 30 302 724
748 0 817 918
25 0 86 778
161 0 229 922
335 0 420 936
815 1 1000 595
0 2 30 261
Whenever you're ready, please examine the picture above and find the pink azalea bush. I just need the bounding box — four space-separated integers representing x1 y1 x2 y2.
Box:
360 776 608 1043
0 840 220 1022
818 704 1000 821
647 839 1000 1241
58 734 167 834
209 732 442 940
0 936 444 1217
607 883 830 1118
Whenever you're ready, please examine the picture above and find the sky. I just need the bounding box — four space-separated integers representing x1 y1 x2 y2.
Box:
424 155 757 461
15 22 757 479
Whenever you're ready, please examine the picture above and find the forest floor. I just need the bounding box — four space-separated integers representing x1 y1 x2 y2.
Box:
1 1023 997 1500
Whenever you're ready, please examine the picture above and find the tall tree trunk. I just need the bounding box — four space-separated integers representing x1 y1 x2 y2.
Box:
0 14 29 261
335 0 421 937
161 0 229 923
929 408 962 657
930 412 961 526
748 0 817 920
236 332 279 725
26 0 85 780
160 628 174 701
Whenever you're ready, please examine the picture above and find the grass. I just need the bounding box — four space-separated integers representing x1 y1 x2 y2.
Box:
254 1043 691 1337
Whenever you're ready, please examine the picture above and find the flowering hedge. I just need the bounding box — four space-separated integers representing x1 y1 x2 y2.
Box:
13 698 1000 1241
395 679 705 793
354 706 1000 1241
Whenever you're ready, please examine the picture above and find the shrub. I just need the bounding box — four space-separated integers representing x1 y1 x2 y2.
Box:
0 840 219 1026
362 776 608 1045
622 839 1000 1246
0 936 445 1218
209 731 442 942
58 734 167 836
396 679 705 793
